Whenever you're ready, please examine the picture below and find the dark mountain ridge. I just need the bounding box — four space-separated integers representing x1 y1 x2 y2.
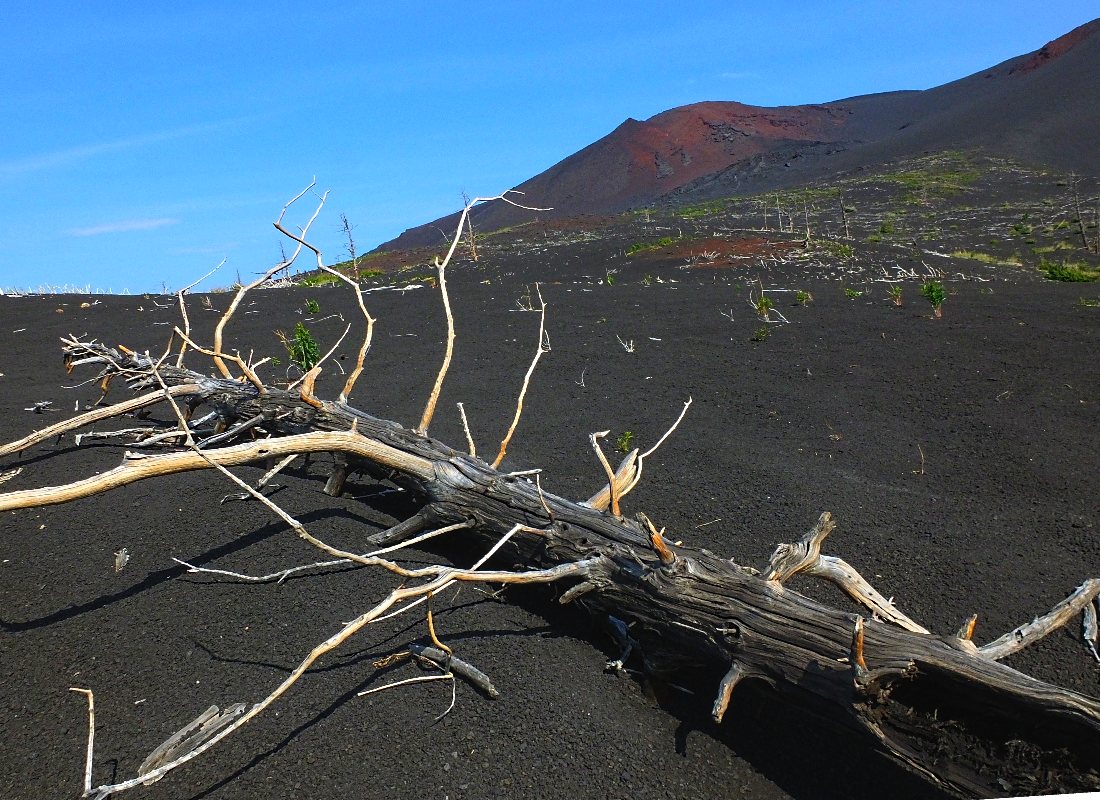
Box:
379 19 1100 251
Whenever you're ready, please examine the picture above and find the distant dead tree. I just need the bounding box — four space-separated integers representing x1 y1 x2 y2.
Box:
461 190 479 262
1 185 1099 799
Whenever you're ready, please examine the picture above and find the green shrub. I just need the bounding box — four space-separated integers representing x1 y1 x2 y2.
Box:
615 431 635 453
921 281 946 317
750 325 770 342
844 287 863 299
278 322 320 371
1041 258 1099 282
305 298 320 314
795 290 813 305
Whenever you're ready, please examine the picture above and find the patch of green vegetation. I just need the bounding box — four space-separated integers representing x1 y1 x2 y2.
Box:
1041 258 1100 282
951 250 1022 267
1078 296 1100 308
298 272 342 287
887 284 903 306
795 290 813 306
844 287 863 299
304 298 320 314
777 186 842 204
755 295 775 319
818 240 854 260
277 322 320 371
678 200 730 219
626 236 677 256
329 250 387 275
871 153 980 204
865 233 883 243
1031 242 1075 254
878 216 897 236
480 220 537 239
750 325 770 342
615 431 635 453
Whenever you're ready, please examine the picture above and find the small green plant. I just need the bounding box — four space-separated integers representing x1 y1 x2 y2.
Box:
1041 258 1099 282
615 431 635 453
920 281 946 318
641 273 653 286
755 294 774 320
277 322 321 371
844 287 863 299
1010 218 1033 237
604 271 616 286
878 217 896 235
750 325 770 342
304 298 320 315
887 284 903 306
358 268 385 280
795 290 813 306
1078 296 1100 308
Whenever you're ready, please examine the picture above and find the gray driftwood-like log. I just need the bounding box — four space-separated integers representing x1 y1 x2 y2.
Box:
3 339 1099 799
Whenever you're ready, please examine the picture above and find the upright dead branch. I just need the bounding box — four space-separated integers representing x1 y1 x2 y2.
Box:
417 252 456 435
418 192 550 435
492 283 548 468
175 258 225 368
213 181 325 383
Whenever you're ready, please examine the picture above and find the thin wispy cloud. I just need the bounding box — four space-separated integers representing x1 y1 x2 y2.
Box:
0 119 247 177
67 218 179 237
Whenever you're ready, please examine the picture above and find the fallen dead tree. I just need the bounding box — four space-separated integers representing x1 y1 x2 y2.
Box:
1 187 1099 799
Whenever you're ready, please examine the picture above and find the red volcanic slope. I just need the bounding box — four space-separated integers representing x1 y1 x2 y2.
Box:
1005 17 1099 74
385 101 852 249
527 101 850 215
381 19 1099 251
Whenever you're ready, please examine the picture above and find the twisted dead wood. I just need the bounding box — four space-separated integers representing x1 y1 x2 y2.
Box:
2 339 1099 798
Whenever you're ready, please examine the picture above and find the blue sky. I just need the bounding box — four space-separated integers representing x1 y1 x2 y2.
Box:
1 2 1096 293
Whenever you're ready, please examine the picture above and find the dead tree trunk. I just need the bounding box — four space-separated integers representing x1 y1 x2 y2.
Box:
4 339 1099 798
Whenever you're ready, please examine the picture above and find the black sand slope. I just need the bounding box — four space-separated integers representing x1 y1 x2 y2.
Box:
1 241 1098 800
